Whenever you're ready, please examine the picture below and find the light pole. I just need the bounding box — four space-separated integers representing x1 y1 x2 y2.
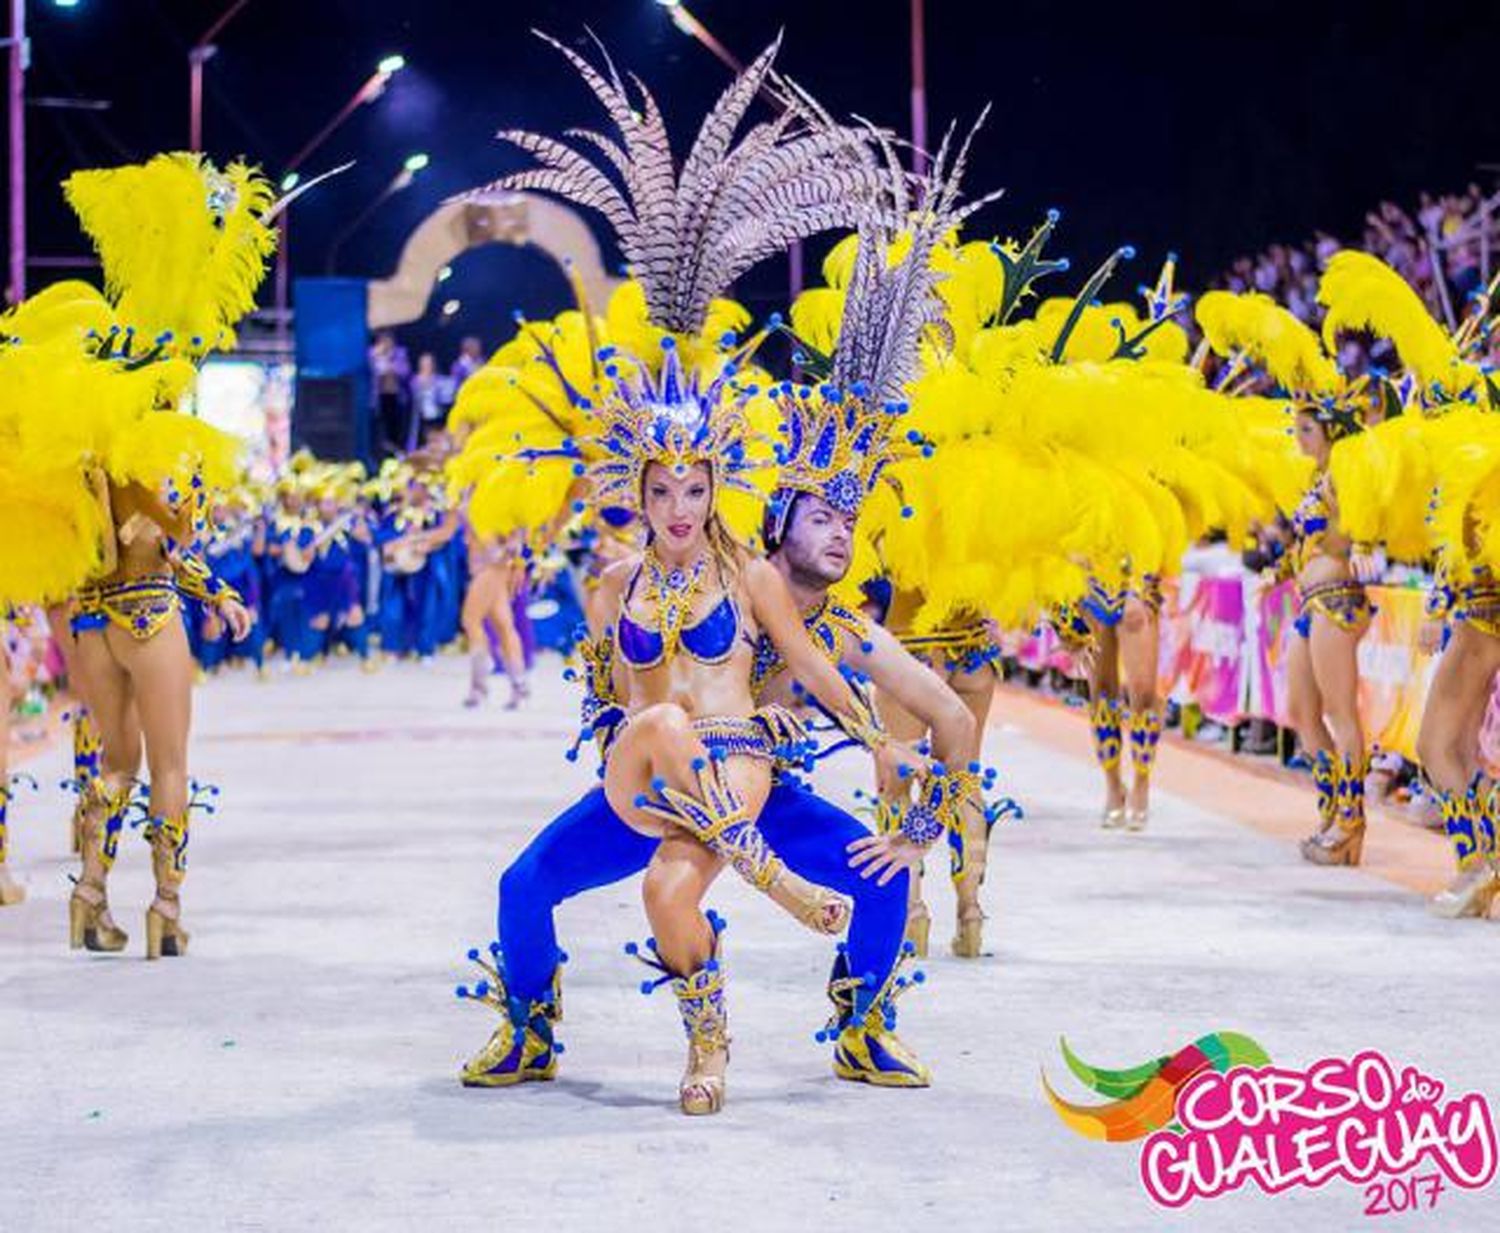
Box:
653 0 804 295
7 0 93 304
189 0 254 153
324 152 428 275
910 0 928 175
7 0 25 304
272 54 406 344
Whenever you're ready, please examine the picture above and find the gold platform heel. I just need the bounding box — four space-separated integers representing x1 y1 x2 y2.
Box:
1429 786 1500 919
1429 864 1500 919
69 775 131 950
68 880 127 951
145 893 190 959
673 946 728 1116
1304 751 1366 867
1 780 28 907
952 902 986 958
144 810 192 960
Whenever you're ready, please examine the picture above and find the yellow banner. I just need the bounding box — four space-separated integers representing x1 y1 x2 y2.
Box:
1357 585 1438 761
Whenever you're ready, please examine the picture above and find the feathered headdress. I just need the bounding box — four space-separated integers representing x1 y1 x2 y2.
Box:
1194 289 1364 438
768 113 1002 536
63 153 277 361
462 31 886 514
1318 250 1483 408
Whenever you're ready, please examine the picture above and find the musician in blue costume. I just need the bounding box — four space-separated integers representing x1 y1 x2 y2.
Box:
456 40 1005 1110
265 481 319 669
303 478 373 663
376 471 457 660
195 493 267 673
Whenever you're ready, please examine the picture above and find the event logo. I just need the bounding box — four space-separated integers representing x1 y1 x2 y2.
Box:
1044 1034 1498 1213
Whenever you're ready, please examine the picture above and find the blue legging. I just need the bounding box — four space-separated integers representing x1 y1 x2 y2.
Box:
496 782 908 1023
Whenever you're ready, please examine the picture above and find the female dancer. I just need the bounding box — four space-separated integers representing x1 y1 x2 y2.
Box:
70 469 251 956
874 592 998 956
594 447 904 1114
1194 287 1369 865
461 525 529 709
0 625 24 906
1081 572 1166 832
1414 552 1500 916
1283 406 1373 866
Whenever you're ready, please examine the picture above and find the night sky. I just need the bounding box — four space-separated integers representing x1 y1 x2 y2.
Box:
11 0 1500 356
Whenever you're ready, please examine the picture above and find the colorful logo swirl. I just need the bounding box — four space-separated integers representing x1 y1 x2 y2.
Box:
1043 1031 1272 1142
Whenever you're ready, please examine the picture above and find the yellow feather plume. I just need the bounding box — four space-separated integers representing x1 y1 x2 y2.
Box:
1196 290 1340 395
64 154 277 358
1318 250 1476 398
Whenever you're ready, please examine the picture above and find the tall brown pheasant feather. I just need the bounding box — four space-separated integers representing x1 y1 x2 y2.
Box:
464 30 888 336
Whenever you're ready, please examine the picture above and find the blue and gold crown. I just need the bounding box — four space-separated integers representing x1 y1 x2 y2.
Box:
509 331 766 515
766 378 921 539
588 336 762 510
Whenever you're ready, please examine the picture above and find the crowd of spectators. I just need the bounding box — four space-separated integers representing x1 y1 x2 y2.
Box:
368 333 487 458
1216 182 1498 339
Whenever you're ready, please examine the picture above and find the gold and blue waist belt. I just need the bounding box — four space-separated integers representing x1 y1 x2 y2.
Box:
72 576 182 641
607 705 812 768
1456 584 1500 639
1294 579 1372 638
898 623 1000 675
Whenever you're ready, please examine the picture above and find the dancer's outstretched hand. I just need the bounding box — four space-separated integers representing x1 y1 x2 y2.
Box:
875 740 933 785
221 599 254 642
846 833 926 886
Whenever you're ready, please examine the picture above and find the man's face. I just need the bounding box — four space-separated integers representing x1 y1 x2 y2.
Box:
781 495 856 587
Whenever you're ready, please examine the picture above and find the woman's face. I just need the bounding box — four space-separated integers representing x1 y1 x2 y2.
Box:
1294 411 1328 461
642 462 712 553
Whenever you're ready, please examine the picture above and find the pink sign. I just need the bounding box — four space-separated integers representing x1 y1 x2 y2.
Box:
1168 578 1246 722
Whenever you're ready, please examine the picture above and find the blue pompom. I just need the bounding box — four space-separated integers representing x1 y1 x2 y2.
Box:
467 948 480 961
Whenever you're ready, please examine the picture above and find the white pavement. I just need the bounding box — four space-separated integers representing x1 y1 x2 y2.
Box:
2 655 1496 1232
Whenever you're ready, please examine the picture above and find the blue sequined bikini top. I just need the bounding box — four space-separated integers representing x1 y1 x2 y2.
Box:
615 564 743 669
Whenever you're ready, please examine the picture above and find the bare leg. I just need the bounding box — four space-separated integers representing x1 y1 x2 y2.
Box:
109 619 194 954
948 666 997 955
604 704 844 934
643 834 730 1114
1086 622 1127 822
1119 598 1162 825
0 656 21 905
875 688 934 955
1302 612 1370 865
68 630 142 950
486 575 527 708
459 568 510 707
1416 624 1500 916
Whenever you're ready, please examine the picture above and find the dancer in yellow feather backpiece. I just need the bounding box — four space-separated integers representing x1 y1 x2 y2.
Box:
0 153 275 956
0 632 24 906
1322 252 1500 915
1196 285 1373 867
873 587 999 957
